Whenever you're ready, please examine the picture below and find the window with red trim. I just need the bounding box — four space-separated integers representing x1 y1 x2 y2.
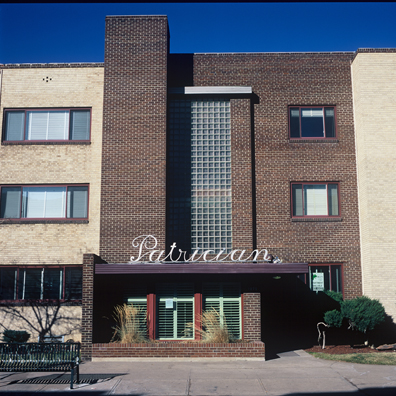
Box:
298 264 343 294
289 106 336 139
0 266 82 301
3 109 91 142
291 182 340 217
0 185 89 220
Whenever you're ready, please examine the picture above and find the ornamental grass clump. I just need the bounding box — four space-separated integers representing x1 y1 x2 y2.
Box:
111 303 147 343
186 308 232 343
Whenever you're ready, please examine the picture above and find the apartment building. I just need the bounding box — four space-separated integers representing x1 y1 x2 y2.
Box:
1 15 393 360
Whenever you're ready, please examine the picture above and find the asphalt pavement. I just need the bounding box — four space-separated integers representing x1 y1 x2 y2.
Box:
0 350 395 395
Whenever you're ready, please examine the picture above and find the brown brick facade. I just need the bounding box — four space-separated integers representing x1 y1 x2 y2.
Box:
243 292 261 341
193 53 362 299
231 98 255 250
100 16 169 263
92 341 265 359
81 254 95 361
2 16 368 360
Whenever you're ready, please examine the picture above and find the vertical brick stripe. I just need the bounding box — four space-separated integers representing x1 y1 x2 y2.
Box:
100 16 169 263
231 98 254 250
243 292 261 340
81 253 95 361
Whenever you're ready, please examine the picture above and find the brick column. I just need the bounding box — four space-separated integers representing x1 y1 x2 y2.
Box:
81 254 95 361
100 16 169 263
243 292 261 341
231 98 254 251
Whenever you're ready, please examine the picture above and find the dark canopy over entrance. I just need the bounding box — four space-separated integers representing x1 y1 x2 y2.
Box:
95 262 308 274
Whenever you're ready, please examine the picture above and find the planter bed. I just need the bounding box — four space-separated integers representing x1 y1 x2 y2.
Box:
92 341 265 360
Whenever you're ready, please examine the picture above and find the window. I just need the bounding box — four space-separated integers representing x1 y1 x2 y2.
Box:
156 283 194 340
0 185 88 219
0 267 82 301
291 183 339 217
168 99 232 255
298 264 343 294
289 106 336 139
124 285 148 337
0 268 17 300
3 109 91 142
203 282 241 339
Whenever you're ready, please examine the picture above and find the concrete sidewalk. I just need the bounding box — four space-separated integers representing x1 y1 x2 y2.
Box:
0 350 395 395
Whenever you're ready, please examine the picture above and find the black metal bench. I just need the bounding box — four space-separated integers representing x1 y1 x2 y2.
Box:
0 342 80 389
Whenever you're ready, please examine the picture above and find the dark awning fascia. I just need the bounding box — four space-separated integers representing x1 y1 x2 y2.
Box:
95 262 308 275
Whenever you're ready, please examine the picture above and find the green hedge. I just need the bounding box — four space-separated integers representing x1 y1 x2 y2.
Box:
2 330 31 343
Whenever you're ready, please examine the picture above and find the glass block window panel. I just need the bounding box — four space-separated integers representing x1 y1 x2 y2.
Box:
156 283 194 340
203 283 241 339
168 99 232 255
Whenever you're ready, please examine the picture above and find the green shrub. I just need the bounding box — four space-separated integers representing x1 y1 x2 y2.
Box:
324 309 343 328
324 290 344 305
3 330 31 343
341 296 385 333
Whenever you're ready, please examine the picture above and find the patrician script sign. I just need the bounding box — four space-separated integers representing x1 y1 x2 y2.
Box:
129 235 274 263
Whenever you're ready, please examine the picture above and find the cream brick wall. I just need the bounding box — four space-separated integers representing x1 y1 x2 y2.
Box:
1 305 82 342
0 66 104 265
352 52 396 322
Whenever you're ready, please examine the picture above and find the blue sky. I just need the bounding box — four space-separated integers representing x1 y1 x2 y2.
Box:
1 3 395 64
